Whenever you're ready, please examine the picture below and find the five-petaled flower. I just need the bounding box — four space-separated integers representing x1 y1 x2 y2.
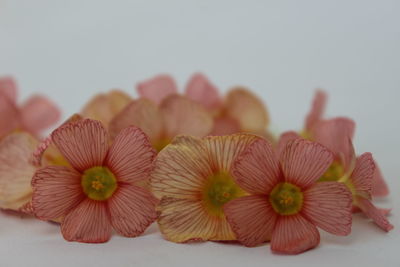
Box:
224 138 353 254
31 119 158 243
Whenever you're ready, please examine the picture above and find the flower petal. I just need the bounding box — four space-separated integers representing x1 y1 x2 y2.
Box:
232 138 281 195
109 99 164 144
0 76 17 103
276 131 300 158
372 162 389 197
61 199 111 243
305 90 327 131
224 195 278 246
105 126 156 185
271 214 320 254
108 184 158 237
20 95 61 135
280 139 333 189
185 73 221 110
81 90 132 127
0 92 20 138
51 119 109 172
351 152 375 198
0 133 38 210
136 74 177 105
210 115 241 136
302 182 352 235
357 197 393 232
204 133 259 173
225 88 269 132
160 95 213 139
157 196 235 242
151 135 212 199
312 117 356 170
31 166 84 220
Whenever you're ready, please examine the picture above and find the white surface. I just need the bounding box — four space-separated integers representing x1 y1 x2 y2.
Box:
0 0 399 266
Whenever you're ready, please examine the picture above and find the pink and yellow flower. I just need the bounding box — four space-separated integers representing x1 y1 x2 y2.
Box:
31 119 158 243
150 134 259 242
136 73 271 138
109 94 213 151
224 138 353 254
0 76 61 139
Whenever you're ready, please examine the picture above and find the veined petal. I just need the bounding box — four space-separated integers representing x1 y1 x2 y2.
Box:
160 95 213 139
280 139 333 189
20 95 61 135
372 162 389 197
232 138 281 195
225 88 269 132
302 182 352 235
357 197 393 232
136 74 177 105
271 214 320 254
157 196 236 242
204 134 259 173
0 133 38 210
0 76 17 103
351 153 375 198
276 131 301 158
305 90 327 131
81 90 132 127
51 119 109 172
185 73 221 110
109 99 164 144
105 126 156 185
151 136 212 199
61 199 111 243
109 184 158 237
31 166 84 220
224 195 278 246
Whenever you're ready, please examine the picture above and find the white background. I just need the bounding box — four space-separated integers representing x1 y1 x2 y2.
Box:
0 0 399 266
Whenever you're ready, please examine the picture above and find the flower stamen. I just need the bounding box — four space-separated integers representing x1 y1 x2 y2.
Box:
269 182 303 215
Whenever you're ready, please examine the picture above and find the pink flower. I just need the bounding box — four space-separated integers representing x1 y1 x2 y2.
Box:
224 138 353 254
136 73 271 138
0 76 61 139
301 90 389 197
31 119 158 243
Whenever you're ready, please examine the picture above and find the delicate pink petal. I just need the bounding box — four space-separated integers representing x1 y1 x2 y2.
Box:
185 73 221 110
51 119 108 172
351 153 375 198
232 138 281 195
108 184 158 237
225 88 269 132
271 214 320 254
0 93 20 138
109 99 163 144
280 139 333 189
302 182 352 235
160 95 213 139
224 195 278 246
105 126 156 185
31 166 84 220
372 162 389 197
0 133 38 210
136 74 177 105
81 90 132 127
0 76 17 103
312 117 356 170
276 131 301 158
305 89 327 131
20 95 61 135
61 199 111 243
357 197 393 232
209 116 241 136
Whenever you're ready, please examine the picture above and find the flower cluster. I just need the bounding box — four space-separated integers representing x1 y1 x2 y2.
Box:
0 74 393 254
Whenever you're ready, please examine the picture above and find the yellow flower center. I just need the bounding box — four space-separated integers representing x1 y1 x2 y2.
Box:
202 171 245 217
269 182 303 215
81 166 117 201
153 138 171 152
318 161 344 182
